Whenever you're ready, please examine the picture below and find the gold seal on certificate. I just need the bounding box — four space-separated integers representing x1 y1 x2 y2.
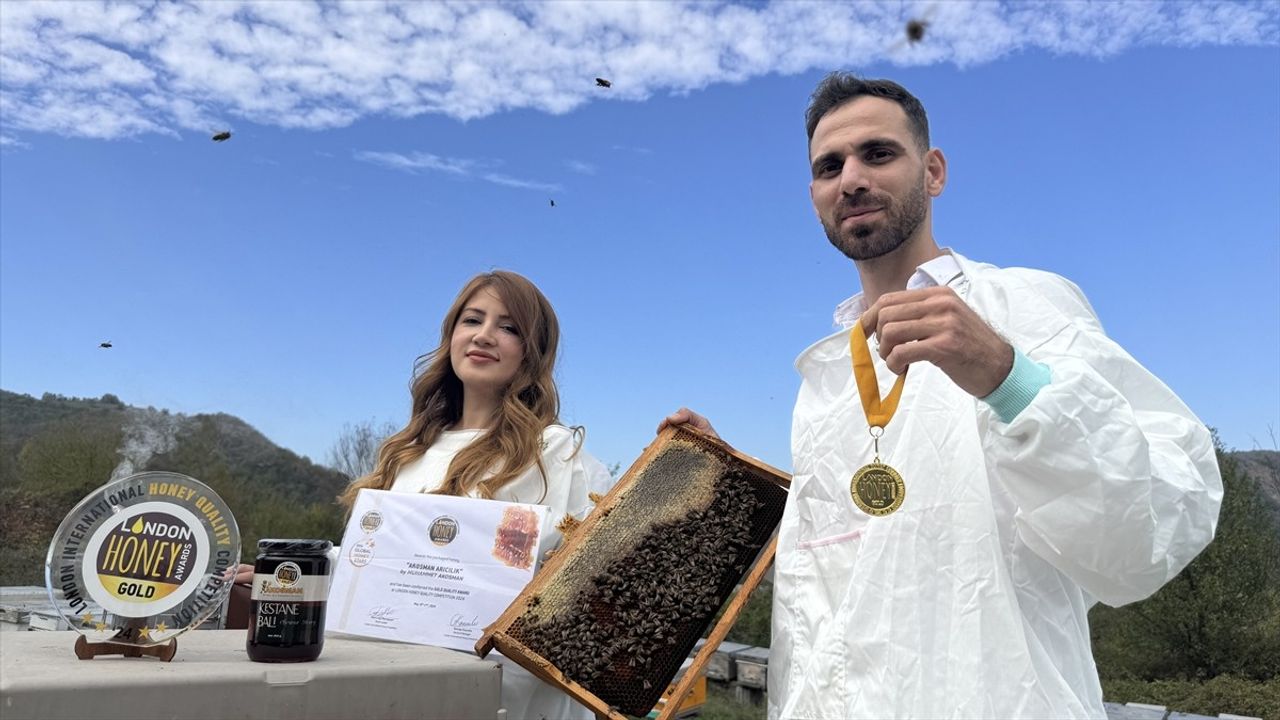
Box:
850 462 906 517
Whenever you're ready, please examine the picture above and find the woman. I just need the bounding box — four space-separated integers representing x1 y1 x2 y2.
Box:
239 271 611 719
353 270 610 720
342 269 610 528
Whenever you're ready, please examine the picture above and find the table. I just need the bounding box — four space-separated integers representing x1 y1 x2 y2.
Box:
0 630 502 720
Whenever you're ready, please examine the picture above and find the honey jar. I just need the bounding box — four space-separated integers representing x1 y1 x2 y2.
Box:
246 538 331 662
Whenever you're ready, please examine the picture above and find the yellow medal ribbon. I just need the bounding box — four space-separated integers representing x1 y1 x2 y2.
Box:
848 319 907 516
849 320 907 430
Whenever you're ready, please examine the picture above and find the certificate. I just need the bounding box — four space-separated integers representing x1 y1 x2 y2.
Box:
327 489 549 651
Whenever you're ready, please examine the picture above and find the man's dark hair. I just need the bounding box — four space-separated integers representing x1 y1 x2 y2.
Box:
805 73 930 153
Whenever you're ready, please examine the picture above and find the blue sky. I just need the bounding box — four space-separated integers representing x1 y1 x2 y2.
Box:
2 1 1278 473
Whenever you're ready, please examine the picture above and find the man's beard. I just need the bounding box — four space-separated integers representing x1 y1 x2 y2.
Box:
823 177 928 261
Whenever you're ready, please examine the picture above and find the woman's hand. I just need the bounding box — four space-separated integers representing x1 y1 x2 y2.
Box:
657 407 720 439
224 563 255 585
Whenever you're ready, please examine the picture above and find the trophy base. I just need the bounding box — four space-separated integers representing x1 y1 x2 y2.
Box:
74 634 178 662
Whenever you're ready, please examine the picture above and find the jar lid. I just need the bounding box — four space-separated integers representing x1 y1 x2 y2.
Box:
258 538 333 556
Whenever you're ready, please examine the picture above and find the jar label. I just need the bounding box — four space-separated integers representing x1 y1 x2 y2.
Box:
251 572 330 602
250 598 326 649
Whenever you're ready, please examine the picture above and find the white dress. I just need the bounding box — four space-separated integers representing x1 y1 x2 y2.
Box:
390 424 613 720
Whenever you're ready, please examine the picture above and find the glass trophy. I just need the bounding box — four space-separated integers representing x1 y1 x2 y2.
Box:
45 471 241 659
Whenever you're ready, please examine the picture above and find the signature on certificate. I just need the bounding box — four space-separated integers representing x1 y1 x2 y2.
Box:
450 613 481 629
368 606 400 622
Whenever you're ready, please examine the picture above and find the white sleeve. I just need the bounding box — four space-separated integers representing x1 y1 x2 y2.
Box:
536 425 614 532
545 428 613 517
982 283 1223 607
578 452 616 505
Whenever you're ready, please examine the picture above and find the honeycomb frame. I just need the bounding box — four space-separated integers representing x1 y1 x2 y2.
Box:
476 424 790 719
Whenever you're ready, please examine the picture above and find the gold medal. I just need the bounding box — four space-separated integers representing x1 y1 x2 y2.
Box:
850 461 906 516
849 321 908 516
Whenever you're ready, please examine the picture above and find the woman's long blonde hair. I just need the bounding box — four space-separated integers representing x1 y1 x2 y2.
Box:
339 271 561 508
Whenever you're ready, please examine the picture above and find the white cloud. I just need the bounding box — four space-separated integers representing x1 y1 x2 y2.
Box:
1 1 1275 140
482 173 561 192
0 134 31 149
354 149 559 192
565 160 596 175
354 150 474 176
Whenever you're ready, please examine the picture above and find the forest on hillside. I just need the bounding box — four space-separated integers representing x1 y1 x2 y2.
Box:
0 390 349 585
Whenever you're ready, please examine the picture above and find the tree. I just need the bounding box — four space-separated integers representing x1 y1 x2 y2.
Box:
16 416 122 504
238 495 346 563
328 419 398 481
1 417 124 584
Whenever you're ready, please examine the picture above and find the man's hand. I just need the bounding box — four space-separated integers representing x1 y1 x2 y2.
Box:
657 407 720 439
860 286 1013 398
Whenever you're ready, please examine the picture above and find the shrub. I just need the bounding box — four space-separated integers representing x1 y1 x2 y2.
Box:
1103 675 1280 720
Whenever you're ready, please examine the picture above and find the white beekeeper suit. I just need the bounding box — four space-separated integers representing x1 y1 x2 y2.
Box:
769 251 1222 719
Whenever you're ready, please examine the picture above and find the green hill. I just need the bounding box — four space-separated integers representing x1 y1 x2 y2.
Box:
1235 449 1280 523
0 390 349 585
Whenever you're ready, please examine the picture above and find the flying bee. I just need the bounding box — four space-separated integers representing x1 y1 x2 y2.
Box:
211 130 232 142
888 4 938 53
905 18 928 44
595 77 612 88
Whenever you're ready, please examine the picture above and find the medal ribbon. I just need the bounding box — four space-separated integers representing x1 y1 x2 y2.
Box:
849 320 907 431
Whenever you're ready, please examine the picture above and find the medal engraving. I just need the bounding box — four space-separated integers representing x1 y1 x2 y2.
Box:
850 463 905 516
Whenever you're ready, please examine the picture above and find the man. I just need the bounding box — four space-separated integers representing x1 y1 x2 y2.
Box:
662 74 1221 718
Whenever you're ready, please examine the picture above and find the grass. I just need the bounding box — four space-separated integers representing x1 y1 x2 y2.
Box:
1103 675 1280 720
693 677 1280 720
698 683 766 720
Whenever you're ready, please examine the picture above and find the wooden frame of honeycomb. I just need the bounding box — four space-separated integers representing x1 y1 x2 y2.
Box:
476 424 790 719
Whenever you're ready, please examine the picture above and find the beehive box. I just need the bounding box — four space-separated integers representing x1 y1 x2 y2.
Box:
649 657 706 718
477 425 790 719
732 646 772 689
705 640 751 682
